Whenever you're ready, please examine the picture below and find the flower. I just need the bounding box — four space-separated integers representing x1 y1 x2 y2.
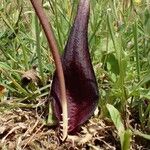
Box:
50 0 99 134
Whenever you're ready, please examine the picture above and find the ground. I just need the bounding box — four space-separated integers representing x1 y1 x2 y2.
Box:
0 106 149 150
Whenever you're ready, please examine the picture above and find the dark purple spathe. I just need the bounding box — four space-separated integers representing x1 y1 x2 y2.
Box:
50 0 99 133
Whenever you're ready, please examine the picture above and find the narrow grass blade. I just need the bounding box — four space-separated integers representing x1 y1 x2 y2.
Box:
134 130 150 140
34 14 45 85
133 21 140 81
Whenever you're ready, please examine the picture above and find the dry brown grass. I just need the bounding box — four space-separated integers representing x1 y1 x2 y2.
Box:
0 107 148 150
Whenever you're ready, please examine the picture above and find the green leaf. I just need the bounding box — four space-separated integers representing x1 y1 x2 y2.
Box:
106 53 119 75
106 104 124 132
107 104 132 150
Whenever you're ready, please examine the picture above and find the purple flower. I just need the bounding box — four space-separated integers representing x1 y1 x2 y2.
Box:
50 0 99 134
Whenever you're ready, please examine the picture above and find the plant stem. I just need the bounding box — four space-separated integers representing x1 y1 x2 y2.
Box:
30 0 68 141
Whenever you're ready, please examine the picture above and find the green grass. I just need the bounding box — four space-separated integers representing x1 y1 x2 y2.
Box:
0 0 150 149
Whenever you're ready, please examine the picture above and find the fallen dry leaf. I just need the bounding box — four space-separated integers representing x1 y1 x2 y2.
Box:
21 66 41 87
0 85 6 101
0 85 6 97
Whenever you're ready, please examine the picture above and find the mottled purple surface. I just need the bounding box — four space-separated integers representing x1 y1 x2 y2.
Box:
50 0 99 134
